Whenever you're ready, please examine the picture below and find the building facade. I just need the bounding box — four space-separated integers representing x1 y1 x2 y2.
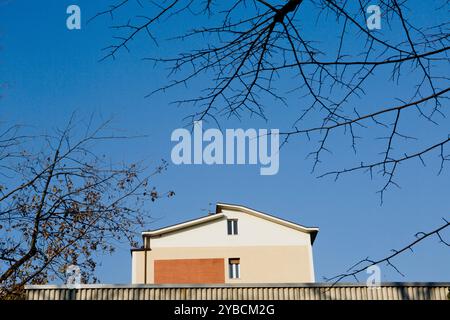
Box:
131 203 319 284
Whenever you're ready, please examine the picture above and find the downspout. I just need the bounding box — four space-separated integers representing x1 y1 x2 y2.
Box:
144 236 148 284
144 249 147 284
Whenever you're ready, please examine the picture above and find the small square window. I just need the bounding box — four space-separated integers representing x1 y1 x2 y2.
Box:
227 219 238 235
229 258 240 279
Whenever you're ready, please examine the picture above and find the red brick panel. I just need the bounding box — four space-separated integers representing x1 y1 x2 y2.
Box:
154 258 225 284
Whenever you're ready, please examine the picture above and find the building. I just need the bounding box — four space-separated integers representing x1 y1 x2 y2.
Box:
131 203 319 284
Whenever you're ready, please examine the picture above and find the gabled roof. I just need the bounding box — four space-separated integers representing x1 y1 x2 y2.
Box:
142 202 319 244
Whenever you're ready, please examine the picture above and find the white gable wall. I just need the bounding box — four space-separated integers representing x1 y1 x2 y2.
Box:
149 209 312 248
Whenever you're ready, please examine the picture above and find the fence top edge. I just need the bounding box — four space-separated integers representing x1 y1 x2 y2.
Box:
24 282 450 290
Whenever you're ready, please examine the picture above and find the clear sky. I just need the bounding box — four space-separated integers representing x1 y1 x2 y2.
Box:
0 0 449 284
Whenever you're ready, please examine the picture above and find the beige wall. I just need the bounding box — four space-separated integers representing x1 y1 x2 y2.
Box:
131 250 145 284
133 245 313 284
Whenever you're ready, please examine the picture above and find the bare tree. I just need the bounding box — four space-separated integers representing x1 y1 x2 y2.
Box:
92 0 449 199
88 0 449 280
0 116 174 298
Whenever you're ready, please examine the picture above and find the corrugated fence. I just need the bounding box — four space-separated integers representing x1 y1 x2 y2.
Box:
25 283 450 300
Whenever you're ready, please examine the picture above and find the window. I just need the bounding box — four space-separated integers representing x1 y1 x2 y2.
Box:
229 258 240 279
227 219 238 235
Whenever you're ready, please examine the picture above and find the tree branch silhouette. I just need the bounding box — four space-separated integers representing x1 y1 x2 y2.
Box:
325 218 450 283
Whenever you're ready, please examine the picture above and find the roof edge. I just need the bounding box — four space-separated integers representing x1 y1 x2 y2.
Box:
141 202 319 244
142 213 224 237
216 203 319 244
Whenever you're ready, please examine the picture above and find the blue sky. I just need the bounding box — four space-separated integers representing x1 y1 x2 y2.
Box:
0 0 449 283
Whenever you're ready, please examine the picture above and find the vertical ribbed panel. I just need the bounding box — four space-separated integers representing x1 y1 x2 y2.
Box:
25 285 449 300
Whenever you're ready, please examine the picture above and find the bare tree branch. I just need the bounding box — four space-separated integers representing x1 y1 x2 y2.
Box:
325 218 450 283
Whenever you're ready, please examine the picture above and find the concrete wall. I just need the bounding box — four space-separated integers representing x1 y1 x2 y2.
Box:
25 283 450 300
